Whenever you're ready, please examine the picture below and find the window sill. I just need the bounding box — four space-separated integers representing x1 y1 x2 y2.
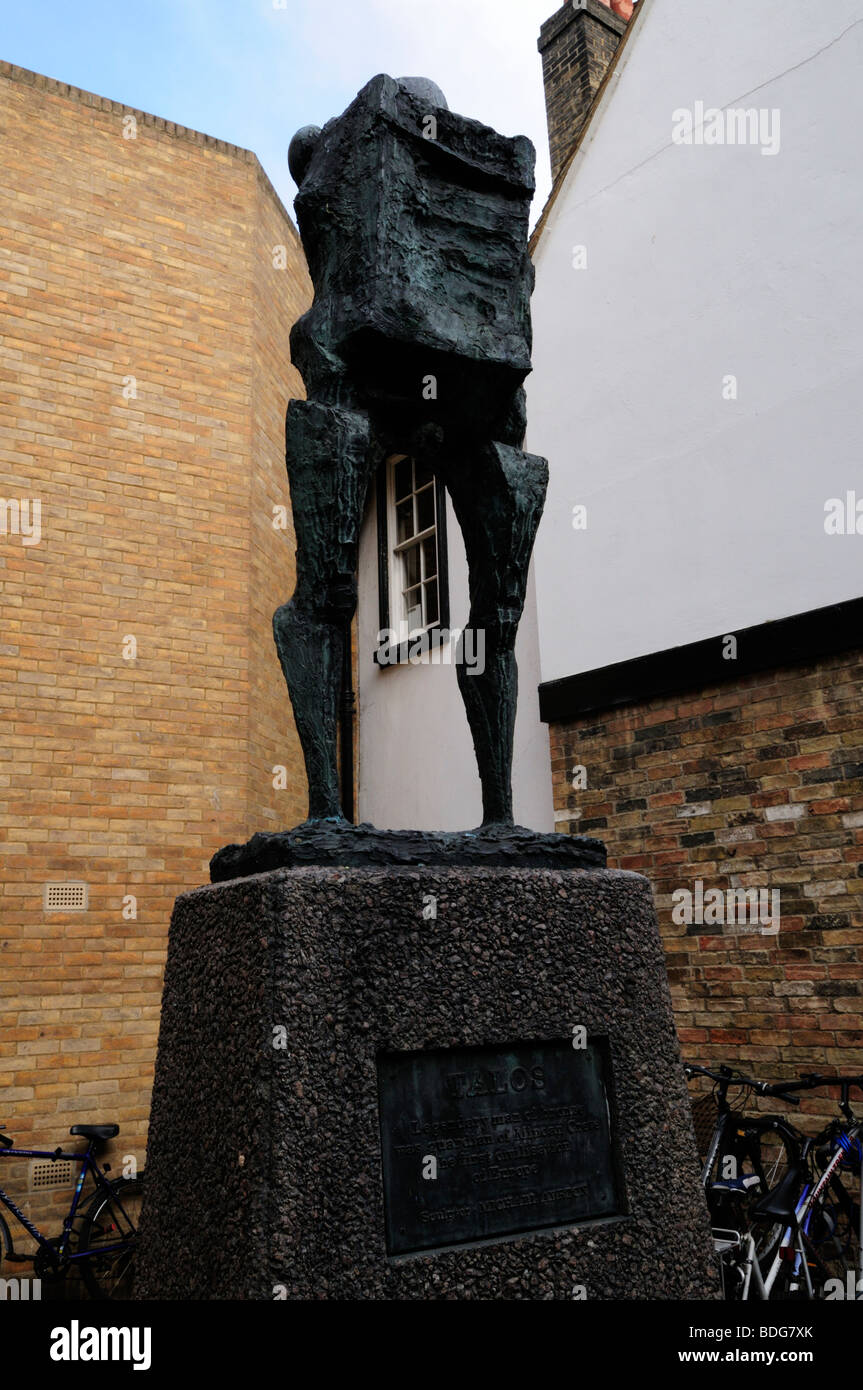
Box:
373 626 453 668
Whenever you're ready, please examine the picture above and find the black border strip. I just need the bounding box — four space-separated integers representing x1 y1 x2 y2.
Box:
434 475 451 632
538 595 863 724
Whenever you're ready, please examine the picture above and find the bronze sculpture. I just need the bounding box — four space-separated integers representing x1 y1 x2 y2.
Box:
274 74 548 827
210 76 608 878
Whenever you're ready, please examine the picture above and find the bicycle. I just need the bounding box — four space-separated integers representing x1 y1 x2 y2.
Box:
684 1062 805 1299
0 1121 143 1300
751 1073 863 1300
686 1063 863 1300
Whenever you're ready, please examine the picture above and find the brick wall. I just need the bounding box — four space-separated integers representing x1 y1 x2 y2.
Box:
248 168 311 830
538 0 627 183
0 62 311 1241
550 649 863 1128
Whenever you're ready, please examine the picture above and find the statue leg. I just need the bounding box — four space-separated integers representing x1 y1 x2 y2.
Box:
273 398 370 821
442 435 548 827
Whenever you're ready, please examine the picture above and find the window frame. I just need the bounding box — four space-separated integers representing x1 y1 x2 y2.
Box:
374 454 450 667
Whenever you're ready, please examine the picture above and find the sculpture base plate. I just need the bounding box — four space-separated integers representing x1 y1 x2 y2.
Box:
210 820 607 883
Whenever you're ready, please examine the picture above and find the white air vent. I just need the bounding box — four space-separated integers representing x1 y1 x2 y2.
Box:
43 882 88 912
29 1159 74 1191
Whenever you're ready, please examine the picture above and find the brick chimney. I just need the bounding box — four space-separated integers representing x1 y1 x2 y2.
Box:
538 0 633 182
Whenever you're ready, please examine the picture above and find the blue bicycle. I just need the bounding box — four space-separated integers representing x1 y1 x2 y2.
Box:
0 1121 143 1299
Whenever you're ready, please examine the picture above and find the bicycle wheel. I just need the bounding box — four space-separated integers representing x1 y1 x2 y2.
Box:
77 1175 143 1300
0 1212 12 1266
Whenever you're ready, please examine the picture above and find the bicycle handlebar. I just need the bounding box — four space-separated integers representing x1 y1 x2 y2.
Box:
760 1080 811 1098
760 1073 863 1113
684 1062 779 1094
683 1062 801 1103
798 1072 863 1089
685 1063 863 1116
684 1062 746 1083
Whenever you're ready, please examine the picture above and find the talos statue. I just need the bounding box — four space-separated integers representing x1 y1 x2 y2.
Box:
274 74 548 828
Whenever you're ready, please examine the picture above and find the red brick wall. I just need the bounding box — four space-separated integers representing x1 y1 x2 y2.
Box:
550 648 863 1126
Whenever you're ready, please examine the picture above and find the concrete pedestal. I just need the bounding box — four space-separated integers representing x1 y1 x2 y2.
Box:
135 865 719 1299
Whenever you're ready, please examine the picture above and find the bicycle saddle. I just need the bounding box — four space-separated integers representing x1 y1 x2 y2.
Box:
69 1124 119 1140
751 1164 803 1225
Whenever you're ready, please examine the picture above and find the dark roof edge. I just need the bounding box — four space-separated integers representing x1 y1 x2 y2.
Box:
538 595 863 724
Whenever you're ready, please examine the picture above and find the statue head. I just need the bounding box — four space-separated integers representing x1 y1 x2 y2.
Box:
290 80 449 188
289 125 323 186
396 77 449 110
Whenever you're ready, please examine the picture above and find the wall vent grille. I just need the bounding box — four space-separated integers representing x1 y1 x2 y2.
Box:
43 882 88 912
29 1159 74 1191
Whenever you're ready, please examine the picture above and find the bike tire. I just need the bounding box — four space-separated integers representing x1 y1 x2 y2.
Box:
77 1174 143 1300
0 1211 12 1266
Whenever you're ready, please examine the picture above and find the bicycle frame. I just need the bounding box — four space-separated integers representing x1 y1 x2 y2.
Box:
756 1126 862 1299
827 1091 863 1290
700 1110 729 1189
751 1182 814 1300
0 1144 133 1266
803 1132 862 1284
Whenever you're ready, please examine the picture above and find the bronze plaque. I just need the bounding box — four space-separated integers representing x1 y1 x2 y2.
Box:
377 1036 622 1256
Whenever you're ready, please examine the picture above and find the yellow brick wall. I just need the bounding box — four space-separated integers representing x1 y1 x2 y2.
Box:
248 169 309 829
0 62 311 1243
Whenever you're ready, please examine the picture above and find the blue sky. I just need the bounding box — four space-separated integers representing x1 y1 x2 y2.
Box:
1 0 558 219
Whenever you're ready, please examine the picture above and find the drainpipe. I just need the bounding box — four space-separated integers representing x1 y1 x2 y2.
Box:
340 622 355 822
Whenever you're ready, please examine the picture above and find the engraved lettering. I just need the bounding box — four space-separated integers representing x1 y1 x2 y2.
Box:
378 1038 621 1255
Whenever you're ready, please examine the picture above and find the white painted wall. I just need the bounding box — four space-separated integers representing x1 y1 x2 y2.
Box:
527 0 863 684
357 484 553 831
